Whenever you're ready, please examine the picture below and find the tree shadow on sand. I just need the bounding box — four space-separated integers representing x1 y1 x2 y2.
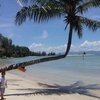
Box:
5 81 100 99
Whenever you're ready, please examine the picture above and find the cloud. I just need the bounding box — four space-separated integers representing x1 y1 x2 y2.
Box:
0 24 12 28
16 0 23 7
8 33 14 38
42 30 48 39
29 43 69 53
29 40 100 53
90 15 100 20
33 30 48 40
2 33 15 39
71 40 100 52
29 43 43 51
80 40 100 51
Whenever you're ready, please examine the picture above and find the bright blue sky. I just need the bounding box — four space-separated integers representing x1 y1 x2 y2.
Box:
0 0 100 52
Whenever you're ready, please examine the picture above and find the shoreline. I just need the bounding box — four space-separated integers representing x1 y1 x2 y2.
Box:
3 70 100 100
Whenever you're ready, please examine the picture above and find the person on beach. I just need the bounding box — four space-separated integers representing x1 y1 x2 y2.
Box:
82 52 86 60
0 71 7 100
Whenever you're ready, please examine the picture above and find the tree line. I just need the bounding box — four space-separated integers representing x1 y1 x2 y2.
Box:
0 34 56 58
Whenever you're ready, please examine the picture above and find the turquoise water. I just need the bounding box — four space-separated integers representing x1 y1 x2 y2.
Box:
0 55 100 84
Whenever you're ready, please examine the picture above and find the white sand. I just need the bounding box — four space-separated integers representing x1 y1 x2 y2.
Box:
2 71 100 100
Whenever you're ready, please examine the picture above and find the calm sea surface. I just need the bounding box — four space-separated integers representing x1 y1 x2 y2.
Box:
0 55 100 85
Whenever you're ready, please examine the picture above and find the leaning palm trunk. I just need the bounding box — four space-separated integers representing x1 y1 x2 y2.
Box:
0 25 73 72
2 0 100 72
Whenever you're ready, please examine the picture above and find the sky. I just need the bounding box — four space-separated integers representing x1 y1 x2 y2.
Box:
0 0 100 53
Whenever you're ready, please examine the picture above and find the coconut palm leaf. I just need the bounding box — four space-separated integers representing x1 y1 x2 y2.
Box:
77 0 100 14
16 0 64 25
74 21 83 39
80 16 100 31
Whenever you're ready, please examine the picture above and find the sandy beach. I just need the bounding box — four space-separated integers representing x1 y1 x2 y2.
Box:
2 70 100 100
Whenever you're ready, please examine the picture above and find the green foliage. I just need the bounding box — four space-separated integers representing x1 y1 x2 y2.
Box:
0 34 56 58
0 34 31 57
0 34 30 57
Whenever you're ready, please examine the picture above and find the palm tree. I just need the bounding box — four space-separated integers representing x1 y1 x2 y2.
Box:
1 0 100 72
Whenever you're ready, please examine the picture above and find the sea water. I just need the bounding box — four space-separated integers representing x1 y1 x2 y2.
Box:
0 55 100 85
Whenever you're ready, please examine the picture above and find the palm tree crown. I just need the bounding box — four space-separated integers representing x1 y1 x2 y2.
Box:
16 0 100 33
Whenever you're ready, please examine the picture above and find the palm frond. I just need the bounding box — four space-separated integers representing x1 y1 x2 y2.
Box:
76 0 100 14
80 16 100 31
74 24 83 39
73 16 83 39
64 16 69 30
15 6 29 25
15 0 64 25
